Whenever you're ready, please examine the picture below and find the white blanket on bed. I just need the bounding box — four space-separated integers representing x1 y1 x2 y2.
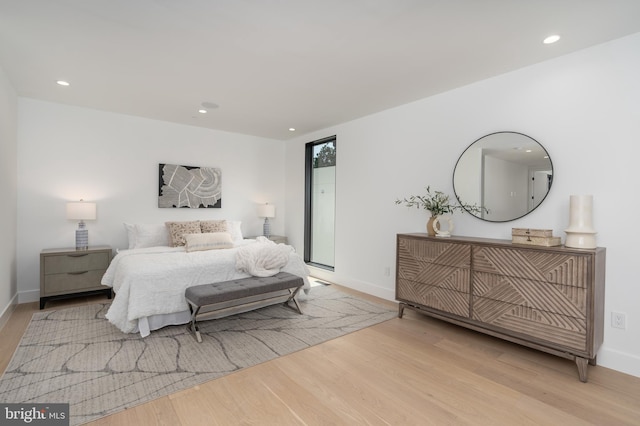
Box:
236 236 293 277
101 239 310 334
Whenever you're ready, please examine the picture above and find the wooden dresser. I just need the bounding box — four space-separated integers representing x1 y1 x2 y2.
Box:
396 233 605 382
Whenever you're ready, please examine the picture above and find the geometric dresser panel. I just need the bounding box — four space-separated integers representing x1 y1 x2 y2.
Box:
396 233 605 382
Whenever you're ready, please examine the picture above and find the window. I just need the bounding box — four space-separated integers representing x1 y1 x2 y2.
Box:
304 136 336 270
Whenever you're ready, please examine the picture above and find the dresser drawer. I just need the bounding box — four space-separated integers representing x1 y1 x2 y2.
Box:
398 264 470 293
42 270 107 296
473 246 589 287
398 237 470 269
473 271 586 319
397 278 470 318
472 296 587 352
43 251 110 274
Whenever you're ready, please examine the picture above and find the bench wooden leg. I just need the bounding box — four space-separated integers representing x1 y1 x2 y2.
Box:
187 303 203 343
284 287 303 314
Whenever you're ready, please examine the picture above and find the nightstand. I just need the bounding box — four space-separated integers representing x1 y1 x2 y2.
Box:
248 235 288 244
40 245 113 309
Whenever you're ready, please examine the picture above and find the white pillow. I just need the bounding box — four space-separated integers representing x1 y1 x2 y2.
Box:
184 232 233 252
124 223 136 249
123 223 171 249
136 223 171 248
226 220 243 242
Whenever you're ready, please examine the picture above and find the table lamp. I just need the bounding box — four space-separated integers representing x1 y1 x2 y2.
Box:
66 200 96 250
257 203 275 238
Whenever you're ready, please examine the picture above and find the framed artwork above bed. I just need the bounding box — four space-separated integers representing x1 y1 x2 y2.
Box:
158 163 222 208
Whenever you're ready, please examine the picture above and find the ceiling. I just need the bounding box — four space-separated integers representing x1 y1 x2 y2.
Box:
1 1 640 141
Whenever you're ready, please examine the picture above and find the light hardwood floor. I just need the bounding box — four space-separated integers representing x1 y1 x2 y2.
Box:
2 287 639 426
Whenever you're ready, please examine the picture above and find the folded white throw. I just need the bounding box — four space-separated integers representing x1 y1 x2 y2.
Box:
236 237 293 277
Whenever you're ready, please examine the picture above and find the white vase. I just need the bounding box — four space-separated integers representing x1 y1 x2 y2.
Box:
433 215 454 238
564 195 597 249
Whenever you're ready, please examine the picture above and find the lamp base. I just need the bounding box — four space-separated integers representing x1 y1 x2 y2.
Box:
263 218 271 239
76 221 88 250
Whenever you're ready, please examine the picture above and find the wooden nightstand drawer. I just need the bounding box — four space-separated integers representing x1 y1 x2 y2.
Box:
43 270 107 296
43 251 110 274
268 235 288 244
247 235 288 244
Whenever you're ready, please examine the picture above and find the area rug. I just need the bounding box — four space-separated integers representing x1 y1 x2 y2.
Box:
0 285 396 425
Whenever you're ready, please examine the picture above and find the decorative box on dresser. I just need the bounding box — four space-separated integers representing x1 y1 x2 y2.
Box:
40 245 113 309
396 233 605 382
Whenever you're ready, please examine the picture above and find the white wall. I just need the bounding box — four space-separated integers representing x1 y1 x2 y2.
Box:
0 66 18 328
285 32 640 377
16 99 287 302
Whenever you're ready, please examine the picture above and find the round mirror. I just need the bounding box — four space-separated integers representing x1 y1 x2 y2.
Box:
453 131 553 222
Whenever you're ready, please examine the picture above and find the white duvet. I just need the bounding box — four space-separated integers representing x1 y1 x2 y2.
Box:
101 239 310 334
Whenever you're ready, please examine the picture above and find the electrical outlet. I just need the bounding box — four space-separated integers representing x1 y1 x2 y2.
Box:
612 312 626 330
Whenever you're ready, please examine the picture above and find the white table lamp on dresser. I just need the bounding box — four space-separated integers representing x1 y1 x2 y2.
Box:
66 200 96 250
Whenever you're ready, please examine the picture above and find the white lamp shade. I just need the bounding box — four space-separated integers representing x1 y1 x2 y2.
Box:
257 203 275 218
66 202 97 220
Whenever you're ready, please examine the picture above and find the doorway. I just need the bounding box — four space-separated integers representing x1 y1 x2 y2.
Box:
304 136 336 270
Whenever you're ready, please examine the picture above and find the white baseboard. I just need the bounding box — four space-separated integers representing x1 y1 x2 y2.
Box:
597 346 640 378
18 289 40 304
307 266 395 301
0 293 18 331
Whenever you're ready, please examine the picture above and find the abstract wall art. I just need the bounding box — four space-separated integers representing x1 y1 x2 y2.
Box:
158 163 222 208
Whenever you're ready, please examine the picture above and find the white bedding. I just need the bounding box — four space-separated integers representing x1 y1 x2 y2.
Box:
101 239 310 335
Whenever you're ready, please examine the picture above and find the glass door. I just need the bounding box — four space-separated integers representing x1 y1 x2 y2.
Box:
304 136 335 270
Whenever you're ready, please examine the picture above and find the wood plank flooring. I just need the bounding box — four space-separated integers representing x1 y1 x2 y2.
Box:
1 286 639 425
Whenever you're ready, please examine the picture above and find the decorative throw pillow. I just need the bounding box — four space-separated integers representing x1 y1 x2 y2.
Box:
165 221 201 247
184 232 233 252
200 219 228 233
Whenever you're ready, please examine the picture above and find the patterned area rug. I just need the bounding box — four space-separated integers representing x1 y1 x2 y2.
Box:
0 285 396 425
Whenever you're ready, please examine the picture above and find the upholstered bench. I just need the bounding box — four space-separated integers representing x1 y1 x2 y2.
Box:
184 272 304 342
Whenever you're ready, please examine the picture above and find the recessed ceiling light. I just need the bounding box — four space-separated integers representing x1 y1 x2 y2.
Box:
201 102 219 109
198 109 207 114
56 80 70 86
525 149 532 153
543 35 560 44
289 128 296 132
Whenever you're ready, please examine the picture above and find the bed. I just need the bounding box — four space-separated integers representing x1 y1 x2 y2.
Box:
101 221 310 337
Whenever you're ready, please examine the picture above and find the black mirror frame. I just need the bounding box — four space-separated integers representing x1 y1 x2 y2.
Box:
452 131 554 223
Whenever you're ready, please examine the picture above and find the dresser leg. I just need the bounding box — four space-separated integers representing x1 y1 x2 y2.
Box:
575 357 589 382
398 303 405 318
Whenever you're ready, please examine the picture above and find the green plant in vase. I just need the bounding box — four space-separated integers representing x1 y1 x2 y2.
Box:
395 186 487 236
